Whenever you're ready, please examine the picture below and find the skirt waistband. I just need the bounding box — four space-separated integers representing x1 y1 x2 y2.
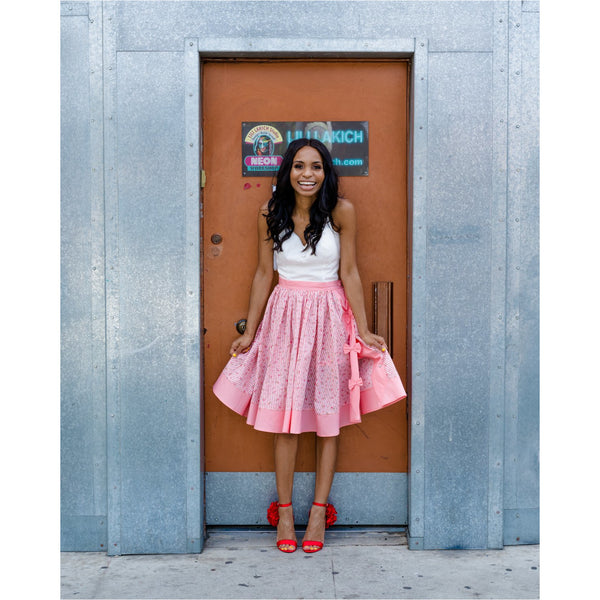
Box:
277 277 343 290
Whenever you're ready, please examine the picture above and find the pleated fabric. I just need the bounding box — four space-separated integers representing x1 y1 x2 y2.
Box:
213 278 406 437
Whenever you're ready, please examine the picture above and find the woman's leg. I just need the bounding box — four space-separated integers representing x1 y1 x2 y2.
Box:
274 433 299 550
302 435 339 550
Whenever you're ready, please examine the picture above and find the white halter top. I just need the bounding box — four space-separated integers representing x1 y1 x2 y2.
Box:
274 221 340 282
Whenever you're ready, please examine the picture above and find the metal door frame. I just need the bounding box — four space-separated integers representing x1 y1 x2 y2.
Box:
188 37 429 542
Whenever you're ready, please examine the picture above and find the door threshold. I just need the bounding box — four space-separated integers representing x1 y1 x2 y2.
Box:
206 525 407 547
208 525 406 532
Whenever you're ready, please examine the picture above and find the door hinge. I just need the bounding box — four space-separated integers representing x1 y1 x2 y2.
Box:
201 170 207 188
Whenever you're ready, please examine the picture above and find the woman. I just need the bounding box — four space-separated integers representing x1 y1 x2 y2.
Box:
213 138 406 553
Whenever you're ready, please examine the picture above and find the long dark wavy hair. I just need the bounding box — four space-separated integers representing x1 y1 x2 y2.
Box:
266 138 340 255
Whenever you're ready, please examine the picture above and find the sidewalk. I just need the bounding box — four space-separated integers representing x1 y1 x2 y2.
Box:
61 529 539 599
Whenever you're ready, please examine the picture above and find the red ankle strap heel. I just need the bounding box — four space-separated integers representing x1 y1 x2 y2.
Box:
267 501 297 553
302 501 338 553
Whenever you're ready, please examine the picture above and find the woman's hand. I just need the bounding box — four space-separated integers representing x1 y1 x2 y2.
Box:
359 331 388 352
230 332 254 357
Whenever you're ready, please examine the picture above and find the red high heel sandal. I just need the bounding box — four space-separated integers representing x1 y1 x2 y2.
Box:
267 501 297 553
302 501 338 553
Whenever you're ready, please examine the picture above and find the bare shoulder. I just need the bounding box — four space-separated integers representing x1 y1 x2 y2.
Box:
332 197 356 229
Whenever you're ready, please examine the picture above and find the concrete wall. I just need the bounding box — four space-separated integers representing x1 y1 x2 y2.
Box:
61 0 539 552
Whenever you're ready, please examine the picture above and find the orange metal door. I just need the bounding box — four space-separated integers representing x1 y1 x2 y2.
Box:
203 60 409 474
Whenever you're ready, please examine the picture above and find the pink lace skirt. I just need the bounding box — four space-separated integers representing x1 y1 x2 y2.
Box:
212 278 407 437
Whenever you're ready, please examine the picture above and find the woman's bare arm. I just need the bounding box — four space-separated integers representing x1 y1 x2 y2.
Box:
334 199 386 350
229 204 274 356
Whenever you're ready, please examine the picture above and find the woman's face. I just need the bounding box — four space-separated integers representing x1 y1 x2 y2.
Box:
289 145 325 201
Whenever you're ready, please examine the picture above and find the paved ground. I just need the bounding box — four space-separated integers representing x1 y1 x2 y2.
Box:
61 529 539 599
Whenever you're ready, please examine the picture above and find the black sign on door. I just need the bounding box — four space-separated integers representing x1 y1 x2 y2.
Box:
242 121 369 177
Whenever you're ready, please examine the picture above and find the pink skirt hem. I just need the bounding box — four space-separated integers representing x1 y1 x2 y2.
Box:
213 372 405 437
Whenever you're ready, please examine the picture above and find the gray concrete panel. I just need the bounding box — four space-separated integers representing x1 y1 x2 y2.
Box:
184 38 204 554
103 0 122 556
206 472 408 526
502 4 539 547
115 51 190 554
424 51 494 549
61 11 108 551
61 1 88 16
515 9 539 513
506 6 539 529
504 508 539 546
407 38 428 549
114 1 493 53
487 0 509 550
61 12 93 517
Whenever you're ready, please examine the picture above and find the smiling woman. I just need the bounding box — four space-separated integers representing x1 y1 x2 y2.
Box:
266 139 340 256
212 138 406 553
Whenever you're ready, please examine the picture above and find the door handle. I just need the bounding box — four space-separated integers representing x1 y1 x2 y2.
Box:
235 319 247 335
372 281 393 357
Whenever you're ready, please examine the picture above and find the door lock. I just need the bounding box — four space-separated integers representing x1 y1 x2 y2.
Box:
235 319 247 334
211 233 223 245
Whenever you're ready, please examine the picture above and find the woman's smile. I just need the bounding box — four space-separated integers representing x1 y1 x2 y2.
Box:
298 180 317 190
